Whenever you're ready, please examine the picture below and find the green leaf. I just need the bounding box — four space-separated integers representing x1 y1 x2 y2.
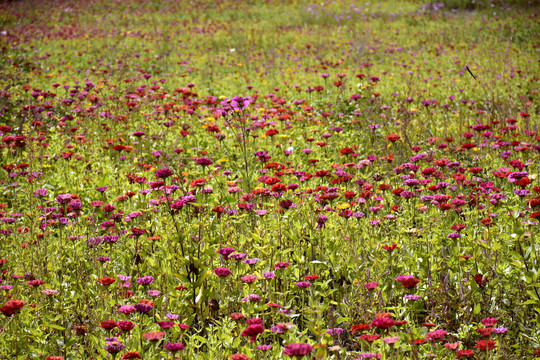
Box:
45 322 66 331
473 303 481 314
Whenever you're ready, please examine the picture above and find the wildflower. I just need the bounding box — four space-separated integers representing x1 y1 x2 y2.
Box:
360 334 380 342
230 313 245 321
142 332 166 341
164 342 185 352
241 275 258 283
364 282 378 290
477 328 494 337
351 324 371 333
258 344 272 351
381 243 398 252
327 328 343 336
382 336 400 344
42 289 58 296
386 134 401 142
157 321 175 329
426 329 447 341
283 343 314 357
274 262 290 270
134 303 152 313
444 342 461 350
100 320 117 330
217 247 235 260
296 281 312 288
118 305 136 315
305 274 319 281
136 276 154 285
214 267 232 277
316 214 328 230
456 349 474 358
494 327 508 334
370 318 394 329
353 353 382 359
122 352 142 359
117 321 135 332
481 317 498 327
263 272 275 279
395 275 420 289
474 340 497 350
241 324 265 343
474 274 489 288
230 355 251 360
154 168 174 179
103 337 125 354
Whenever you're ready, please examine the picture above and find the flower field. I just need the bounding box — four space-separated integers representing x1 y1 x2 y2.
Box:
0 0 539 358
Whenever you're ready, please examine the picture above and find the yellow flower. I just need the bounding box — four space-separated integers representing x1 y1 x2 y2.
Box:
336 203 350 210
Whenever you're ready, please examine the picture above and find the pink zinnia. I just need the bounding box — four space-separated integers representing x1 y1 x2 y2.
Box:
241 275 258 283
426 329 447 341
283 343 314 356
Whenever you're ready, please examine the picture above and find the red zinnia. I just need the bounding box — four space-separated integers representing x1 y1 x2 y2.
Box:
100 320 117 330
386 134 401 142
241 324 265 343
122 351 142 359
98 277 116 286
351 324 371 333
456 349 474 358
474 340 497 350
401 277 420 289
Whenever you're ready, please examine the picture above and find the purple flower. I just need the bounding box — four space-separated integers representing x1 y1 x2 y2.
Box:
316 214 328 230
164 342 185 352
103 337 125 354
263 272 276 279
404 295 421 300
296 281 312 288
327 327 343 336
230 253 247 260
134 303 153 314
243 258 259 265
136 276 154 285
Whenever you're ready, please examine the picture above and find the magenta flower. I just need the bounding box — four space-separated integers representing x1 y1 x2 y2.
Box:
241 324 265 343
283 343 314 357
214 267 232 277
154 168 173 179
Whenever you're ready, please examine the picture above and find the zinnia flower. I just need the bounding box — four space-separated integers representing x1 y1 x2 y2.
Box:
164 342 185 352
283 343 314 357
241 324 265 343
